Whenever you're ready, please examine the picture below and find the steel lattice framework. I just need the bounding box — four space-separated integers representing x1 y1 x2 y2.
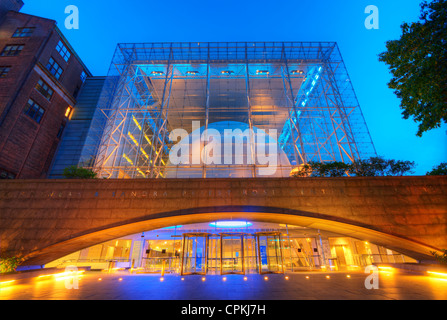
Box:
80 42 376 179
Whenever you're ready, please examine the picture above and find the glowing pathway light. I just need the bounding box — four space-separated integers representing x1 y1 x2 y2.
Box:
0 280 15 287
427 271 447 282
209 221 253 228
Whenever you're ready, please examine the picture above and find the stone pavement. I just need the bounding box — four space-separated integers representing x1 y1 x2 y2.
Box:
1 271 446 300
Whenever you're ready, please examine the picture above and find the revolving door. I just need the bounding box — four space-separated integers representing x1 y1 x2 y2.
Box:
180 233 209 275
256 232 284 274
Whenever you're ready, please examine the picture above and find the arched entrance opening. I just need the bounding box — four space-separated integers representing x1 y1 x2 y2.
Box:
39 208 432 275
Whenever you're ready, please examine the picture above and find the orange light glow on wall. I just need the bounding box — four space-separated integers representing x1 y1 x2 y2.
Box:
65 106 73 118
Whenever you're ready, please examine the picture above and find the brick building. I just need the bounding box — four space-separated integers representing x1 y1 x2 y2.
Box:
0 2 91 179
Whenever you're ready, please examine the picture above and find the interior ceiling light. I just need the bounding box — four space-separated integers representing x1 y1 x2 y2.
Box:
209 221 253 228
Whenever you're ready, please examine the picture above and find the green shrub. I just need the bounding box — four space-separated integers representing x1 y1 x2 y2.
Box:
0 257 24 274
63 166 97 179
431 249 447 265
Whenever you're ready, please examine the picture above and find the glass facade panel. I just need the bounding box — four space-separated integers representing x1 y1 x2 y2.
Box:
80 42 376 179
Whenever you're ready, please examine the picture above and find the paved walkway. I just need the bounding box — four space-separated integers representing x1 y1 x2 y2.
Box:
1 271 446 300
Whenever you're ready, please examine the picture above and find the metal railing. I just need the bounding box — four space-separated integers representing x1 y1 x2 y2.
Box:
142 257 180 274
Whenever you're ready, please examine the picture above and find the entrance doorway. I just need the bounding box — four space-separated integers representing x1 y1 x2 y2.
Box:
180 232 284 275
181 233 209 275
220 233 244 275
256 232 284 274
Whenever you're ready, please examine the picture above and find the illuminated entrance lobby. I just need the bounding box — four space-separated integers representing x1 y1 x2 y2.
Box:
45 221 416 275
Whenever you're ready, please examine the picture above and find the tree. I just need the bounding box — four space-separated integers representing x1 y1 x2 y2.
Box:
426 162 447 175
291 156 416 177
378 0 447 137
307 161 351 177
351 156 416 177
63 166 97 179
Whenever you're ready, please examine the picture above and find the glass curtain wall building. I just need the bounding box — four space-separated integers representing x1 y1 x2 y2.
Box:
79 42 376 179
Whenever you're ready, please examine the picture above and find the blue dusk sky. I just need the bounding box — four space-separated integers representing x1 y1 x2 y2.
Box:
21 0 446 175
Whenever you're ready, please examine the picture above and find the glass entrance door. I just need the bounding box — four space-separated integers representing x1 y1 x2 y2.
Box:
181 233 209 275
256 232 284 274
220 233 244 275
244 234 258 273
207 235 220 275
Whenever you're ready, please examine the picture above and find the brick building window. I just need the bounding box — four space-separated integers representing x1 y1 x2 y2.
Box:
0 44 24 56
73 86 81 99
12 27 35 38
57 123 66 139
46 57 63 79
35 78 54 100
24 99 45 124
0 66 11 78
56 41 71 62
80 71 87 82
0 168 16 179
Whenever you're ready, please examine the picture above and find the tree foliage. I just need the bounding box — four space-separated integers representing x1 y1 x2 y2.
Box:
293 161 350 177
426 162 447 175
352 157 416 177
63 166 97 179
378 0 447 137
292 156 416 177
